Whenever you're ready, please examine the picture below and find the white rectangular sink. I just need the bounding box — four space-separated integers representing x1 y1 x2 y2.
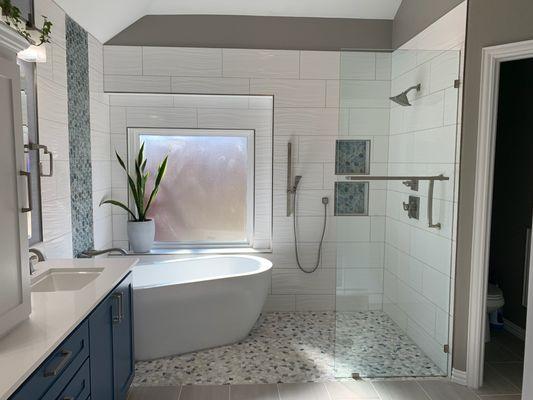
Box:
31 268 104 292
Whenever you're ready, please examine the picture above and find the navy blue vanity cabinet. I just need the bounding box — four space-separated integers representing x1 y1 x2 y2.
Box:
89 272 134 400
8 272 134 400
9 321 90 400
112 274 135 400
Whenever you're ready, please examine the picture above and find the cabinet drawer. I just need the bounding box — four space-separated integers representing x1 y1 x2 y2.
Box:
53 359 90 400
10 321 89 400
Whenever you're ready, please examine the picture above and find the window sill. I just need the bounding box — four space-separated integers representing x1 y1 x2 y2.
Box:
119 247 273 256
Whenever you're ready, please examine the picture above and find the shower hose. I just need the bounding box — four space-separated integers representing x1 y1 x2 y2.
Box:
292 190 328 274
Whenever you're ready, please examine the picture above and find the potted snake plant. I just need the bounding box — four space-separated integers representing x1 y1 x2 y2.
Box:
101 144 168 253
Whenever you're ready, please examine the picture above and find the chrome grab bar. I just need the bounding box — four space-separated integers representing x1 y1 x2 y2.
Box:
345 174 449 229
427 179 441 229
345 174 449 183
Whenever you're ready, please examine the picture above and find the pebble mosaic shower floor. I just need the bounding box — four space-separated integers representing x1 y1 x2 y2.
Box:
133 311 445 386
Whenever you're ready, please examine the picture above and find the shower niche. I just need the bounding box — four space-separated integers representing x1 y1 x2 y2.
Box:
333 48 461 379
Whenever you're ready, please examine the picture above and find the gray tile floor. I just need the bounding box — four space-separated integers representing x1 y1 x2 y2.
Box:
129 322 525 400
134 312 443 386
127 379 522 400
478 329 524 396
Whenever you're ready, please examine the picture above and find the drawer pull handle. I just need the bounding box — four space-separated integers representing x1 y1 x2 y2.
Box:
113 292 124 324
44 349 72 377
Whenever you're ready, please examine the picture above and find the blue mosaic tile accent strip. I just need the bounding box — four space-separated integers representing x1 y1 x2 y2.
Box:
335 182 368 216
66 16 94 256
335 140 370 175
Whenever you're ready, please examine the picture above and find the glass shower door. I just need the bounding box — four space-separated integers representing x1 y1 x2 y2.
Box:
333 49 461 379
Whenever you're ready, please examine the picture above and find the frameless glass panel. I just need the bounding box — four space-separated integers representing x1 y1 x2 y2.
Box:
334 49 461 379
137 131 253 245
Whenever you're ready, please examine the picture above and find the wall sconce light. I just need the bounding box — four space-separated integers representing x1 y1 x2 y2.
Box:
18 44 47 63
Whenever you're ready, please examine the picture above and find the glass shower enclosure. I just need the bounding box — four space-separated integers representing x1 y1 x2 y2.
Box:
333 48 461 379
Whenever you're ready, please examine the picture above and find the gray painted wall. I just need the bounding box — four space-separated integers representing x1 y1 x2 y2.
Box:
392 0 464 48
106 15 392 50
454 0 533 371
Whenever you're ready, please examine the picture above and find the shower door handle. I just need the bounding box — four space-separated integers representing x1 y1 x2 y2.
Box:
19 170 32 213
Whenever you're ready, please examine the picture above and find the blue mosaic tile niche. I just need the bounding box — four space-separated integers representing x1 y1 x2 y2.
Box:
335 139 370 175
66 16 94 256
335 182 368 216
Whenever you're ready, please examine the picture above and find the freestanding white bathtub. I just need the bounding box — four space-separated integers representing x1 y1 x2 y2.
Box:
132 255 272 361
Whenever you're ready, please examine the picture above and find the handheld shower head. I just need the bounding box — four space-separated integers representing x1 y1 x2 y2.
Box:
294 175 302 190
389 84 421 106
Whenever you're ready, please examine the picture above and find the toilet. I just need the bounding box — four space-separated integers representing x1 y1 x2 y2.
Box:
485 284 505 342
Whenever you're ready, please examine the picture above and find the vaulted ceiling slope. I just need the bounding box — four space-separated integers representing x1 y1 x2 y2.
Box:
54 0 403 43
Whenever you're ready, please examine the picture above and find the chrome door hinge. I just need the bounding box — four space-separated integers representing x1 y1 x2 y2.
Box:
454 79 461 89
443 344 450 353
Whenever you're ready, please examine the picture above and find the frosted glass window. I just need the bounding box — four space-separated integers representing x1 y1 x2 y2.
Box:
131 129 254 246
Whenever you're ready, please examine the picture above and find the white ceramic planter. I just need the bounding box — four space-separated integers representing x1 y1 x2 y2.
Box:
127 220 155 253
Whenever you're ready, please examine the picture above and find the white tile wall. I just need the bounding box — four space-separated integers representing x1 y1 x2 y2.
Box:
103 46 392 311
89 34 113 250
222 49 300 79
103 46 143 75
105 75 171 93
34 0 72 257
299 51 340 80
333 52 392 311
142 47 222 77
107 93 273 252
32 3 115 257
383 2 466 374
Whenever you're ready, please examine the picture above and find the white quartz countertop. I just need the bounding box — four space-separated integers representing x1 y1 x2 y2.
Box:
0 257 138 400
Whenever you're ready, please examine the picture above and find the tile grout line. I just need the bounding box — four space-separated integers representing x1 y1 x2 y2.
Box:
276 383 282 400
322 381 333 400
369 381 384 400
415 381 433 400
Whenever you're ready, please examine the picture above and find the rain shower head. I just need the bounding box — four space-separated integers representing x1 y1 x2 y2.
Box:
389 84 421 106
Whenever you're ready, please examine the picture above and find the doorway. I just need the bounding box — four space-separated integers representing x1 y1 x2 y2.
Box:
467 40 533 398
482 57 533 393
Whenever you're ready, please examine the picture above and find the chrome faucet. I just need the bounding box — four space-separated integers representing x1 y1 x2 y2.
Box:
29 248 46 275
78 248 128 258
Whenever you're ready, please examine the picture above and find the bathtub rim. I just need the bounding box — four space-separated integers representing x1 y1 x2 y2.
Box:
132 254 273 290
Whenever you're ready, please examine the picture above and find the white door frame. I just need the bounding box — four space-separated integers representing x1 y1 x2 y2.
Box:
466 38 533 389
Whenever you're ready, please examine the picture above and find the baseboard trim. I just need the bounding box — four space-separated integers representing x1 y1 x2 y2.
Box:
451 368 467 386
503 318 526 340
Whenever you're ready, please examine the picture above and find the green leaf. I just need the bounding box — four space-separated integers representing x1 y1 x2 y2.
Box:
115 150 141 219
135 159 143 217
115 150 127 171
144 155 168 216
137 142 145 168
99 199 137 220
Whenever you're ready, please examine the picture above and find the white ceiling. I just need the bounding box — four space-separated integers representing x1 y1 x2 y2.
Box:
54 0 403 43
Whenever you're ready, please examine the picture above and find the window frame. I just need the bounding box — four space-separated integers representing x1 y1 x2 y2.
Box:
128 127 255 249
